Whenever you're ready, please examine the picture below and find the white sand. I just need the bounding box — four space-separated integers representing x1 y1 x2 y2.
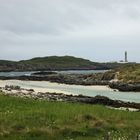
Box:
1 80 140 103
0 80 73 95
108 106 139 112
0 80 113 95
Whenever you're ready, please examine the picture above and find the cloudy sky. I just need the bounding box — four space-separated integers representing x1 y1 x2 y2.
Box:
0 0 140 62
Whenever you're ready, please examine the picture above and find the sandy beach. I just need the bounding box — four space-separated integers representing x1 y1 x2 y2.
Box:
0 80 140 103
0 80 113 94
0 80 73 95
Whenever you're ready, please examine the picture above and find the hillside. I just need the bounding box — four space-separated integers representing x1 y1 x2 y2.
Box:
19 56 101 70
102 64 140 83
0 56 126 71
115 64 140 83
0 60 19 72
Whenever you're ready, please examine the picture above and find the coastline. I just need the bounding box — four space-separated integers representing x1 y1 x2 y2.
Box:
0 84 140 110
0 80 140 103
0 80 73 95
0 73 140 92
0 79 113 94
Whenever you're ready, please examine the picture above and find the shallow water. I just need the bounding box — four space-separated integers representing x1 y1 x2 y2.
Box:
0 70 107 77
1 80 140 103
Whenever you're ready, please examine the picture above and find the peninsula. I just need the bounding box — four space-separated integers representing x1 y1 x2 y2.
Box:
0 56 127 72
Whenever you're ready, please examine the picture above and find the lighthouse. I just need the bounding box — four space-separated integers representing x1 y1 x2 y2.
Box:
125 51 128 62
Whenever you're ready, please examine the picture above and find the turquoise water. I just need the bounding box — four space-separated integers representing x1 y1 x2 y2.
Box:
5 80 140 103
0 70 107 77
0 70 140 103
56 70 108 74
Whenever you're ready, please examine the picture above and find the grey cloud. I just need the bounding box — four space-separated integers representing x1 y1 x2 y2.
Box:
0 0 140 62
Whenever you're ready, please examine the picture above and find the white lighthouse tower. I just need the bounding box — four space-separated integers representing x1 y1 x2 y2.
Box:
125 51 128 62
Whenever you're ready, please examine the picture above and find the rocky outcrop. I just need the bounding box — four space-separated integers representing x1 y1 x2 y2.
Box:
0 74 109 85
109 82 140 92
31 71 57 76
0 67 140 92
1 85 140 110
5 85 21 91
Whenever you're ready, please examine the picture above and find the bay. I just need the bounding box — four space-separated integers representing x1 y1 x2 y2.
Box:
0 80 139 103
0 70 107 77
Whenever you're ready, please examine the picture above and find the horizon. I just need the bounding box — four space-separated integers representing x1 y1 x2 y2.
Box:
0 0 140 62
0 54 139 64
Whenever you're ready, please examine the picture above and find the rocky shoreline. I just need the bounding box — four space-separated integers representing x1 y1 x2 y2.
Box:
109 82 140 92
0 85 140 111
0 74 109 85
0 74 140 92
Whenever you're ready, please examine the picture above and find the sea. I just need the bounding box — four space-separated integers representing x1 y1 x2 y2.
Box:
0 70 140 103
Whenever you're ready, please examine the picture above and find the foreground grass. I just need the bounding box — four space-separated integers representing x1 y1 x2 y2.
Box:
0 94 140 140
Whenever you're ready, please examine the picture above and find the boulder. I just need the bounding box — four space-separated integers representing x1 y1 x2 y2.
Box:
109 82 140 92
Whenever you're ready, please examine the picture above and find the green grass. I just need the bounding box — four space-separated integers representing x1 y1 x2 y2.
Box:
102 64 140 83
19 56 99 69
0 93 140 140
116 64 140 83
0 56 100 71
0 55 130 71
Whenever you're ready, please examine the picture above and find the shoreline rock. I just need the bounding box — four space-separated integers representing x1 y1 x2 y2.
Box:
109 82 140 92
31 71 58 76
0 75 109 85
0 75 140 92
0 85 140 110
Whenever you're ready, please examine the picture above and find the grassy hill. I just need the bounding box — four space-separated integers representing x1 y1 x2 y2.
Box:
0 60 18 72
0 93 139 140
116 64 140 83
102 64 140 83
0 56 126 71
19 56 100 70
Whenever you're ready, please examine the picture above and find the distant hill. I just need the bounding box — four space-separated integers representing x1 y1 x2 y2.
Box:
19 56 100 70
0 56 134 71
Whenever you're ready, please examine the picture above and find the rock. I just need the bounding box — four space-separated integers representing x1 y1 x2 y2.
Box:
113 89 117 92
31 71 57 76
0 74 110 86
26 89 34 92
1 87 140 109
109 82 140 92
5 85 21 90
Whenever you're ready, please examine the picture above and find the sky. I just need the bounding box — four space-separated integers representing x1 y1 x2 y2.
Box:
0 0 140 62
